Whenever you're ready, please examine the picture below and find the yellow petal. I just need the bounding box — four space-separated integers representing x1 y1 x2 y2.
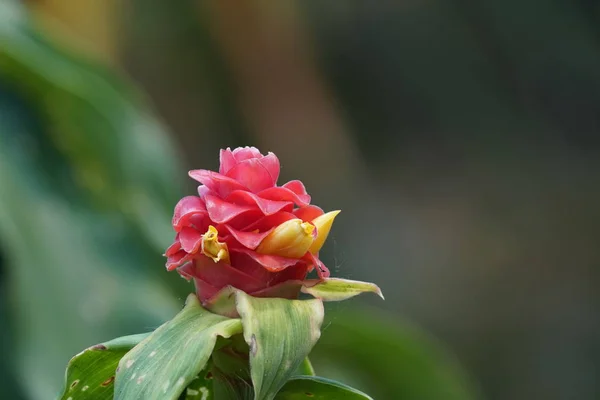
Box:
309 210 341 254
201 225 230 264
257 219 315 258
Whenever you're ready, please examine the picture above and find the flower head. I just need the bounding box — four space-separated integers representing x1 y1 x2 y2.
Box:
165 147 339 302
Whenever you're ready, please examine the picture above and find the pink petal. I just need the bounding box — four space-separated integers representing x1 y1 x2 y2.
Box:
172 196 207 231
258 153 280 184
189 169 247 197
269 262 311 285
166 251 192 271
257 186 311 207
179 227 204 253
225 158 278 192
232 146 263 162
282 180 309 196
188 214 211 232
181 256 265 292
228 251 275 282
231 248 300 272
223 210 269 230
164 240 181 257
204 194 257 223
226 190 293 215
241 211 297 232
177 261 197 280
221 224 274 250
219 148 237 175
294 205 324 222
194 277 221 302
197 185 211 198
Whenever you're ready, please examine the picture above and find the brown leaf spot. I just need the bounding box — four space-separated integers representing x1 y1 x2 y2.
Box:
205 371 213 380
101 376 115 386
70 379 80 389
305 392 314 397
249 334 258 356
91 344 107 350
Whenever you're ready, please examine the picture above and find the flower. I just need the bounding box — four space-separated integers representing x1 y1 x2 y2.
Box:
165 147 340 303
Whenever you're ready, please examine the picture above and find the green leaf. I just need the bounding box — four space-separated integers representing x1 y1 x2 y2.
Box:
114 294 242 400
295 358 315 377
300 278 383 301
58 333 148 400
275 376 373 400
234 291 324 400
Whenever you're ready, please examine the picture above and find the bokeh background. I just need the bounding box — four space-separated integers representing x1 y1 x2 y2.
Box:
1 0 599 399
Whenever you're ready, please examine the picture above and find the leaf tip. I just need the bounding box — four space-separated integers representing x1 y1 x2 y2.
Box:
374 285 385 300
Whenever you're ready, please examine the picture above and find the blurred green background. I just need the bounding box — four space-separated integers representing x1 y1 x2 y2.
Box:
1 0 599 399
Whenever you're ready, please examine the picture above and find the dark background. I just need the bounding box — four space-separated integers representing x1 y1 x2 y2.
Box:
1 1 600 399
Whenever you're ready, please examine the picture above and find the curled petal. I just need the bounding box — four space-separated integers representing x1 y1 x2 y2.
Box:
232 146 263 162
179 227 204 253
219 148 238 175
197 185 211 198
283 180 308 195
293 205 324 222
172 196 207 232
223 210 268 231
187 214 211 232
242 211 297 232
225 154 280 192
164 240 181 257
231 248 300 272
179 256 265 293
166 250 192 271
226 190 293 215
227 251 272 282
220 224 274 250
257 185 310 207
256 152 280 184
189 169 247 197
224 147 280 181
204 194 257 223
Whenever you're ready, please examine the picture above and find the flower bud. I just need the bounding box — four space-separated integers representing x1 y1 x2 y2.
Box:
201 225 230 264
257 219 316 258
308 210 341 254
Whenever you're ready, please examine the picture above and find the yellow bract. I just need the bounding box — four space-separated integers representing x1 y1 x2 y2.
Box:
308 210 341 254
256 210 341 258
257 219 316 258
201 225 230 264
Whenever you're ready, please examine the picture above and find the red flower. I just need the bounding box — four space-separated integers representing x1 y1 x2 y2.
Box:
165 147 339 303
